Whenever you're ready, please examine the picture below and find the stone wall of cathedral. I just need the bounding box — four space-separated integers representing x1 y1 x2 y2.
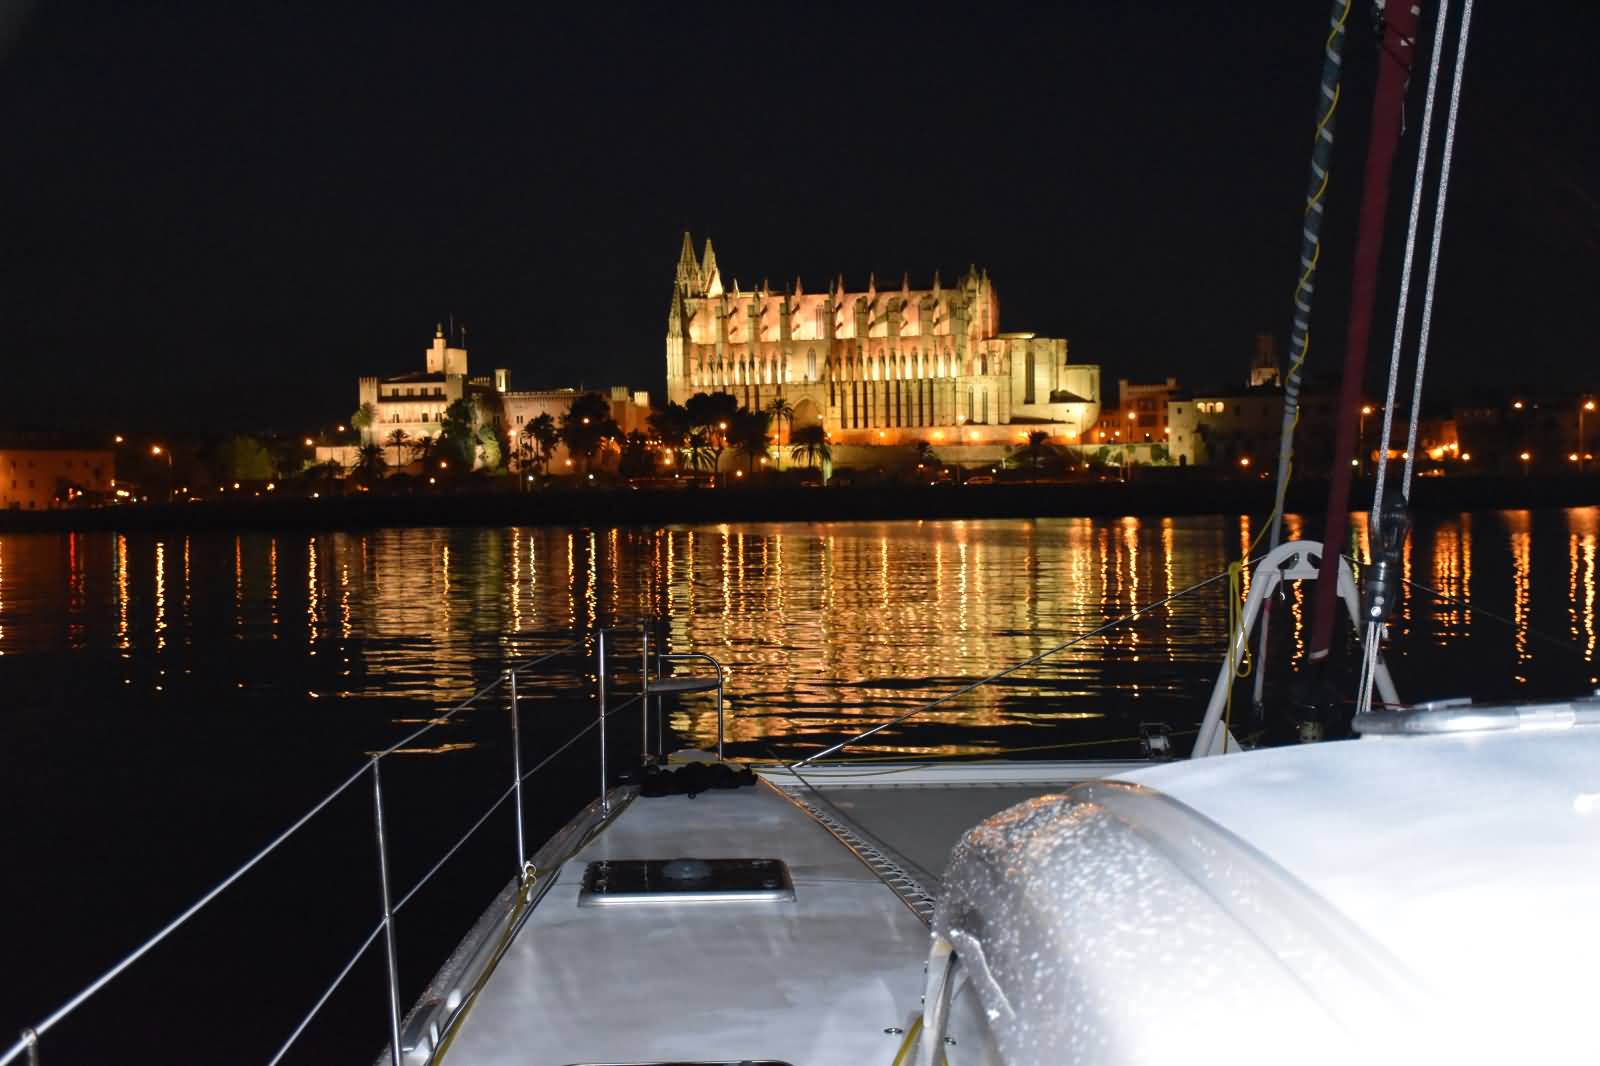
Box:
664 235 1100 445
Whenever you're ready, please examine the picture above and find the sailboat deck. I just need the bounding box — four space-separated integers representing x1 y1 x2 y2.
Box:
440 779 932 1065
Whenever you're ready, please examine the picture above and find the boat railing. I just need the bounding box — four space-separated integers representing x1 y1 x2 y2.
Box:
3 619 708 1066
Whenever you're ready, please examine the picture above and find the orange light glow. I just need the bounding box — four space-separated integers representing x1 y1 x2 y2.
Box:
304 438 314 446
151 445 163 456
1361 405 1374 416
1513 401 1524 411
1521 451 1532 461
1461 452 1471 461
1239 456 1251 468
114 435 124 444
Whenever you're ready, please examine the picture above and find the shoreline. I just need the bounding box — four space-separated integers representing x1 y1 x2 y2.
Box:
3 476 1599 534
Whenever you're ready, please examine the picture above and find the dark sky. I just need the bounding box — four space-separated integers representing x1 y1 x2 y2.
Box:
2 1 1595 433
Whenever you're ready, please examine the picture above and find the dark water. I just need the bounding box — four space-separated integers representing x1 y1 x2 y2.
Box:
3 513 1596 1061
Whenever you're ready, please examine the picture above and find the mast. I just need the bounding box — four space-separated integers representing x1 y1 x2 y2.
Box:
1306 0 1424 665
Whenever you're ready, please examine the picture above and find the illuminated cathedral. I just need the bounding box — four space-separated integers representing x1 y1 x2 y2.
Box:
665 234 1100 445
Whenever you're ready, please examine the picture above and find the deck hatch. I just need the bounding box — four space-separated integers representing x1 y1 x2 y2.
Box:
577 858 794 905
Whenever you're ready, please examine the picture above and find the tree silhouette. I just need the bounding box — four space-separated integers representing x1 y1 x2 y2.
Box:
765 396 794 471
385 428 410 469
560 393 621 473
729 408 773 476
528 413 560 475
355 442 387 483
1026 430 1051 480
789 424 830 470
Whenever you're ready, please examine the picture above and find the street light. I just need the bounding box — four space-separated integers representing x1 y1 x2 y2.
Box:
1520 451 1532 477
1360 405 1374 476
1580 399 1595 475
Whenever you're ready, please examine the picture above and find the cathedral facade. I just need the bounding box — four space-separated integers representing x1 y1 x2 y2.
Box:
665 234 1100 445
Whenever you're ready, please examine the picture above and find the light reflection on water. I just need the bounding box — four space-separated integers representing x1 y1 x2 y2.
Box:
0 512 1597 760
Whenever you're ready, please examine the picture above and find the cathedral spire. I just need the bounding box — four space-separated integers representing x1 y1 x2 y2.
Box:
702 238 724 297
675 231 701 292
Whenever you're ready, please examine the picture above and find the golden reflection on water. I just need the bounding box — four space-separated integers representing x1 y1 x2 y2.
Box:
154 540 166 652
2 514 1598 754
1508 510 1532 683
1571 509 1598 682
116 533 129 653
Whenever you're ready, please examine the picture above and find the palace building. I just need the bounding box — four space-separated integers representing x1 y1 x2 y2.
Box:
665 234 1101 446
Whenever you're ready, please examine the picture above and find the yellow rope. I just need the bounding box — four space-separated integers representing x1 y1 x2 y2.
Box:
1222 2 1350 752
889 1015 948 1066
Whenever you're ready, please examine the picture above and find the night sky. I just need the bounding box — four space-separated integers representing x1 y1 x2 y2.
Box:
2 2 1595 434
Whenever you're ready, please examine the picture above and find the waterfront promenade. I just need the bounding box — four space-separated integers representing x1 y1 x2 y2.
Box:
4 476 1599 533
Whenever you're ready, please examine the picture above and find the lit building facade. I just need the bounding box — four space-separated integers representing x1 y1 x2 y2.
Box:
356 326 507 457
1 441 114 509
664 234 1100 445
1167 388 1340 470
351 326 650 473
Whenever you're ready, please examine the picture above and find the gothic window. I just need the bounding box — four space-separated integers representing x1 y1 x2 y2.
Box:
815 307 826 338
807 348 817 381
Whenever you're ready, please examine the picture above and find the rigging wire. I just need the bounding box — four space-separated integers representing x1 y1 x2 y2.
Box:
1357 0 1476 719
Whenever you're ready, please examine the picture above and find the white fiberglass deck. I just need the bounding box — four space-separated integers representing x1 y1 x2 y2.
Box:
441 780 931 1065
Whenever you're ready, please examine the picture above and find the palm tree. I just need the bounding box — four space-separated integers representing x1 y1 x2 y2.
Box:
789 424 831 471
385 428 410 469
729 408 773 476
683 432 717 479
766 396 794 471
355 442 387 483
528 413 560 476
350 402 377 440
409 434 438 469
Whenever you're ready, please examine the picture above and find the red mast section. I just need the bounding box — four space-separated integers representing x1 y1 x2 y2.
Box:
1307 1 1424 663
